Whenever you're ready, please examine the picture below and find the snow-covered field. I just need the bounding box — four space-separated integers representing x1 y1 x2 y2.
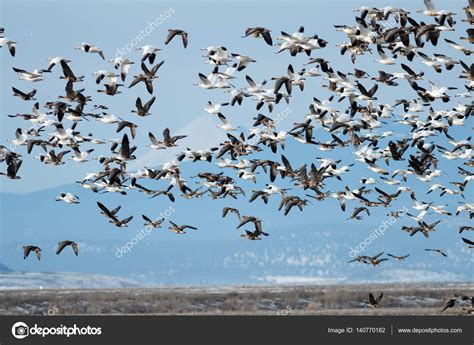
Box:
0 272 138 290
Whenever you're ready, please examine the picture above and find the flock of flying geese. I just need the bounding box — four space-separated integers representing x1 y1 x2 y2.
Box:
0 0 473 306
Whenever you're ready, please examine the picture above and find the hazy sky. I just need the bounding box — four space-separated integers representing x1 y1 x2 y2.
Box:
0 0 472 282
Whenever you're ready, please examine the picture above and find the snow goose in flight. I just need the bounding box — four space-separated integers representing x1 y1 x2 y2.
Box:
164 29 188 48
444 38 473 56
0 35 16 56
92 70 119 84
202 46 232 65
47 57 70 71
177 148 217 163
194 72 231 89
204 101 229 114
417 0 456 17
56 192 80 204
374 45 395 65
56 241 79 256
216 113 238 131
432 53 459 70
12 67 49 82
7 128 28 147
239 170 257 183
75 42 105 60
245 75 267 94
211 64 238 80
136 45 161 63
242 27 273 46
23 246 42 260
60 60 84 82
109 57 135 81
8 103 54 127
231 53 256 71
70 147 94 162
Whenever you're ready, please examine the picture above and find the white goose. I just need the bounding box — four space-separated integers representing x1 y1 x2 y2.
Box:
417 0 456 17
47 57 70 71
12 67 48 82
136 45 161 63
216 113 238 131
204 101 229 114
0 36 16 56
75 42 105 59
374 45 395 65
92 70 119 84
70 147 94 163
56 192 80 204
231 53 256 71
97 113 120 124
109 57 135 81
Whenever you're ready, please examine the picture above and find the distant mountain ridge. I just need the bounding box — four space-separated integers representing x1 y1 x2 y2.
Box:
1 183 472 287
0 263 12 272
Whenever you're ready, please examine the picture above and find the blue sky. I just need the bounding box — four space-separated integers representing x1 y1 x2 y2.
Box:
0 0 468 193
0 0 472 284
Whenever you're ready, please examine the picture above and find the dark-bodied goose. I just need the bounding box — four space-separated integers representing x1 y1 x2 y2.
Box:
242 27 273 46
97 202 133 227
425 248 448 257
387 254 410 261
165 29 189 48
461 237 474 248
142 214 164 228
132 96 156 117
168 221 197 234
12 87 36 100
147 128 187 149
23 245 42 260
222 207 241 220
0 158 22 179
366 292 383 308
56 241 78 256
128 61 164 94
